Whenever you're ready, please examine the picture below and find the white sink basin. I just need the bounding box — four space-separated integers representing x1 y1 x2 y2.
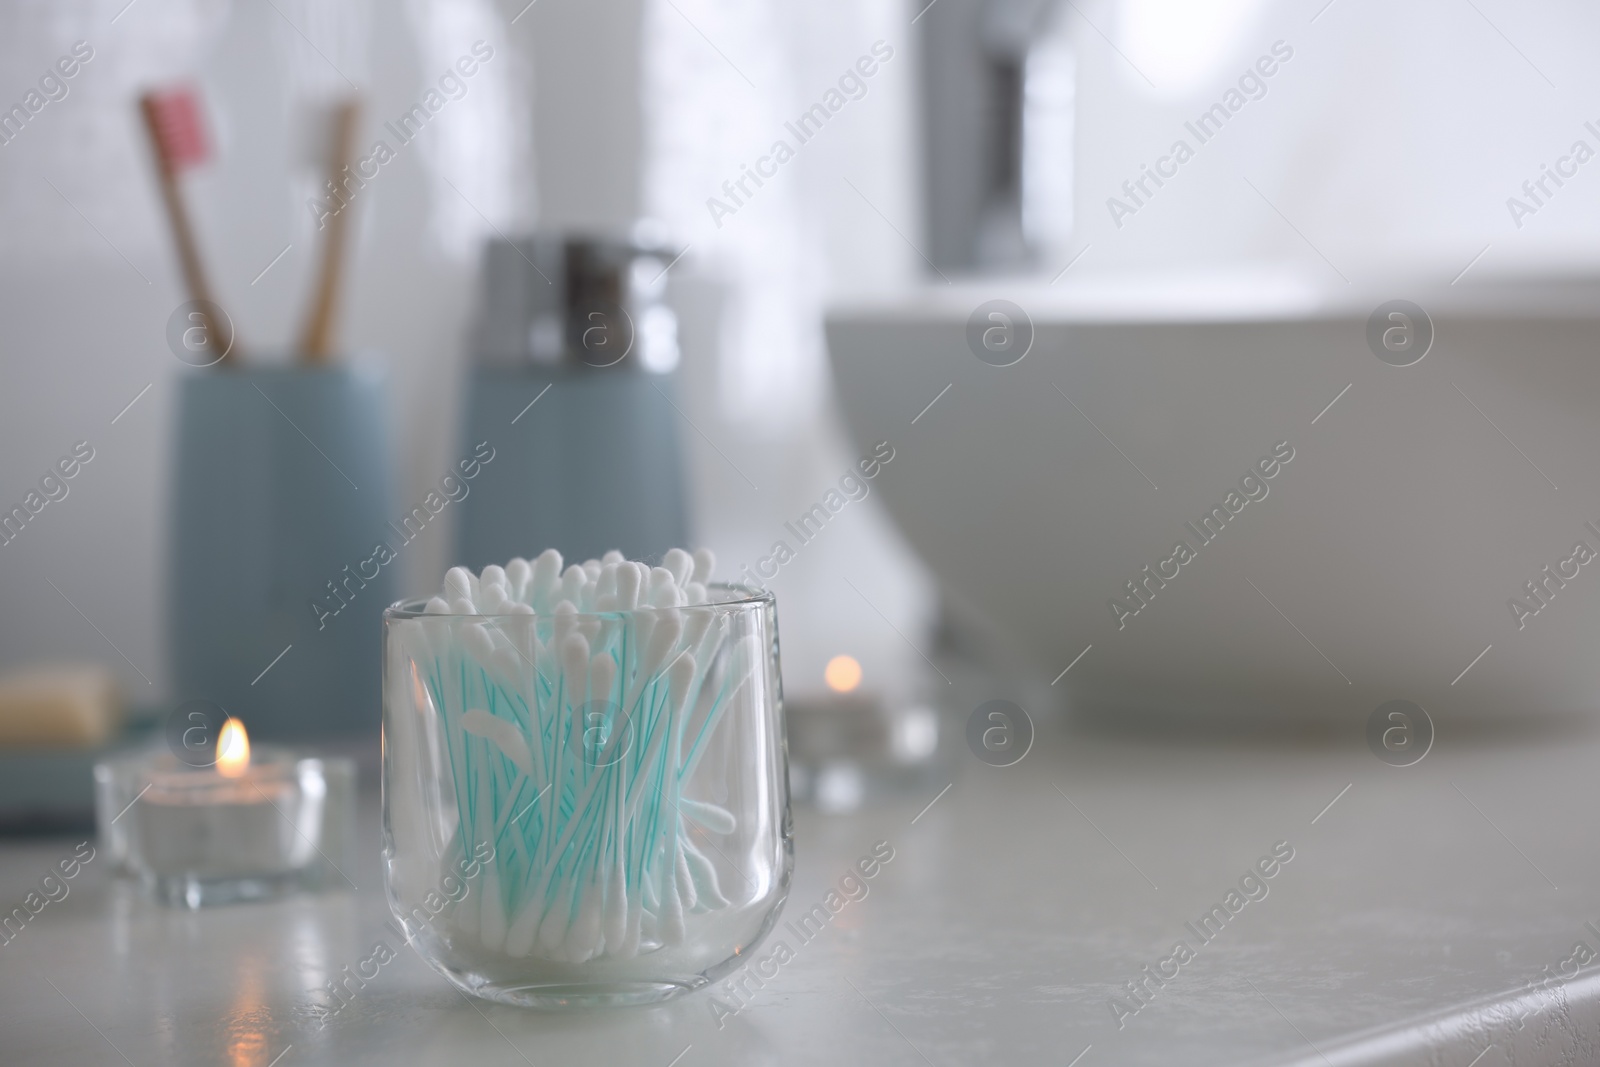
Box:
827 272 1600 724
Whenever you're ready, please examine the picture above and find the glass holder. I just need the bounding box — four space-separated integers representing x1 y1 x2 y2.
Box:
382 584 792 1007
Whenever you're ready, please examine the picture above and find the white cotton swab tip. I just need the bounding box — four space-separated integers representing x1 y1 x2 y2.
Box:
538 906 570 957
615 562 641 609
691 547 715 584
647 565 674 596
551 600 579 642
675 845 698 912
663 547 693 587
682 609 714 654
647 567 678 607
642 611 684 674
560 632 591 712
530 549 562 607
444 566 475 602
566 891 603 962
461 708 533 777
661 875 686 945
461 622 496 662
683 842 730 909
678 797 736 835
503 904 540 958
479 584 512 615
480 867 508 951
604 870 627 953
560 565 588 605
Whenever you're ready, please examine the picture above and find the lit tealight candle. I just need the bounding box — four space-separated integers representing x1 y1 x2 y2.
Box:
95 719 355 908
785 653 941 812
216 717 249 777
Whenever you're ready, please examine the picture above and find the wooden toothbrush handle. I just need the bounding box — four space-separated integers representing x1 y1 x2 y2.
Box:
298 99 360 364
139 94 236 366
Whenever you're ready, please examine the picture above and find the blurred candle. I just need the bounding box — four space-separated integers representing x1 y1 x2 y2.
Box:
96 720 355 908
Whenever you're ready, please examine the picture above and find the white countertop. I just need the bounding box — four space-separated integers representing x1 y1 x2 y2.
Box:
3 716 1597 1066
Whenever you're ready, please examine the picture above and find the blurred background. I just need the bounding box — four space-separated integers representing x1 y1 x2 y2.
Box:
6 0 1600 775
1 0 928 720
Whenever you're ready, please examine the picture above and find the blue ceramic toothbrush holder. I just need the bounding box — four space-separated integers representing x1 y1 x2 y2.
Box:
168 365 395 741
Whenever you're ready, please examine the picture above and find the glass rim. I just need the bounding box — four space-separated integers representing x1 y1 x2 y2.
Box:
383 581 774 621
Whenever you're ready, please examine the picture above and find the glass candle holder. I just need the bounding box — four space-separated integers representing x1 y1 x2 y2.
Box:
382 585 792 1007
94 746 356 908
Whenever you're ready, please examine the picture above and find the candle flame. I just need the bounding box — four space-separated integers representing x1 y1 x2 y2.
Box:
825 655 862 693
217 718 250 777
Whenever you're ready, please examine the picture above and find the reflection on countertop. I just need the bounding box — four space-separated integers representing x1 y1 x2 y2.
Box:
3 712 1598 1066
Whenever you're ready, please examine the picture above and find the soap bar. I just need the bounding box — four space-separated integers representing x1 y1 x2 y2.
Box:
0 665 121 747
